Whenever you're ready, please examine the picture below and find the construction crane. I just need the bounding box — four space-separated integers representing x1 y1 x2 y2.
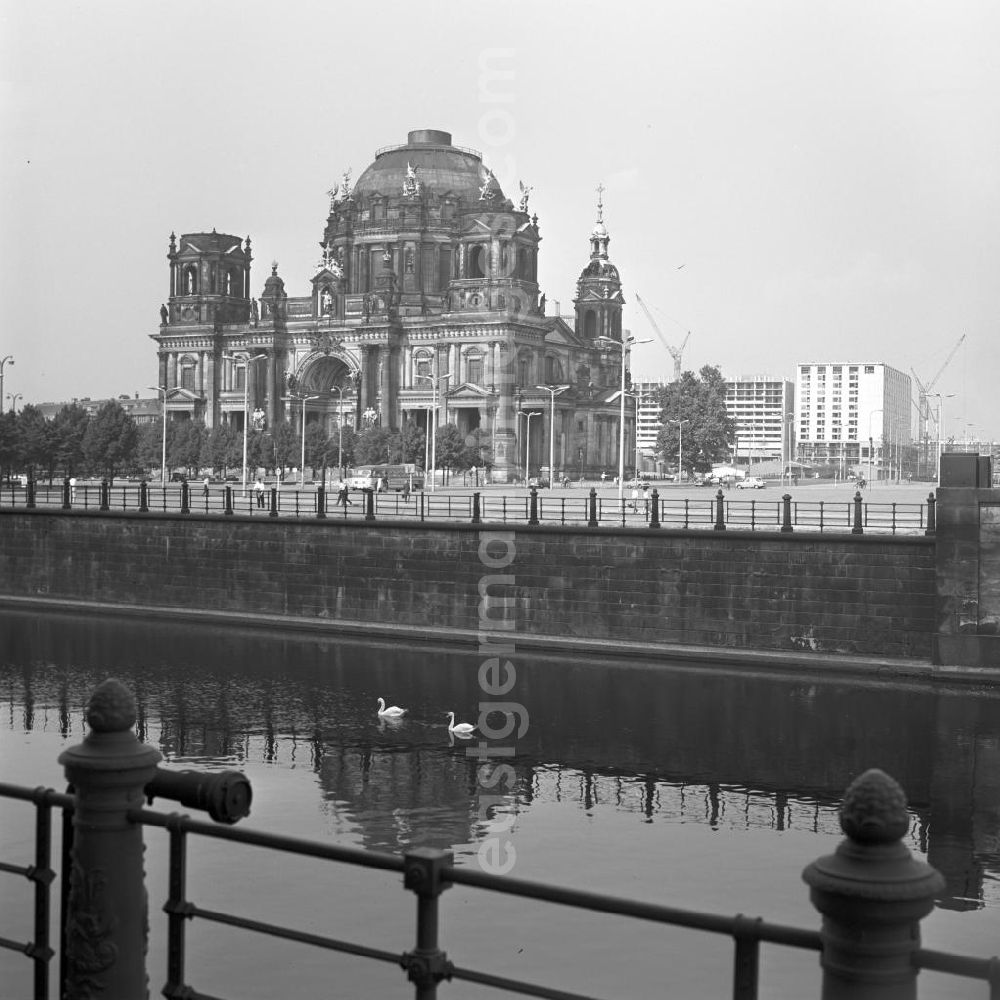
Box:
634 292 690 382
911 333 965 475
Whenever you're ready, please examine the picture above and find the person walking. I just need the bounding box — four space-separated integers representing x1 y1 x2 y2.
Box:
254 478 265 508
202 476 210 498
336 480 352 508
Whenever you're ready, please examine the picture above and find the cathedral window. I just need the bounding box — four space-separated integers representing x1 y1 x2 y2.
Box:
180 358 196 391
183 266 198 295
467 355 484 385
470 245 486 279
584 310 597 339
234 364 246 392
518 356 531 387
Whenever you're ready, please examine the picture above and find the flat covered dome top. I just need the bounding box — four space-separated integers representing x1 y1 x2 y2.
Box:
352 129 504 203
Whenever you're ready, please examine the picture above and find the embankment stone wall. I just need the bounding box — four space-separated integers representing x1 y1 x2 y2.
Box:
0 510 935 659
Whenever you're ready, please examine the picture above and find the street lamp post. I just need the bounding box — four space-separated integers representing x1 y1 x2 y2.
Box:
6 393 23 414
928 392 955 488
597 334 652 504
668 418 689 482
415 371 452 491
520 410 539 482
288 393 319 486
867 408 884 486
535 384 570 487
0 355 13 415
330 384 345 484
147 386 168 485
225 353 267 496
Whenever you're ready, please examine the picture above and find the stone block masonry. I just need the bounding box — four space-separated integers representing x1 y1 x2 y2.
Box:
0 509 935 662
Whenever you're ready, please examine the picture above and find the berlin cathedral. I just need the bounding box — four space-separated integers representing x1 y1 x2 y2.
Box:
151 129 635 482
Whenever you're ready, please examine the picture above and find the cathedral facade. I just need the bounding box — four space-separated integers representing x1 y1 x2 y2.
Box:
151 129 635 482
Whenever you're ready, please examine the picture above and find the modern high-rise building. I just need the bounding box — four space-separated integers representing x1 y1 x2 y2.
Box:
723 375 795 468
794 362 912 477
633 380 667 473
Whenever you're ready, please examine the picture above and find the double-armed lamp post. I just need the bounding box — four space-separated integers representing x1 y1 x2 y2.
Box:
224 352 267 496
415 371 452 491
0 355 13 415
147 386 168 485
668 418 689 482
598 334 652 503
535 384 570 486
288 392 319 486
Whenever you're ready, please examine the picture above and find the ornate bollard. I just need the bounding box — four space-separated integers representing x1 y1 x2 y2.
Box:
364 487 376 521
714 488 726 531
26 477 35 509
269 486 278 518
180 480 190 514
471 491 481 524
223 484 233 516
781 493 793 533
924 492 936 537
587 487 599 528
852 490 864 534
58 679 163 1000
315 483 326 519
62 476 71 510
802 769 945 1000
138 480 149 513
528 486 539 525
649 488 661 529
100 479 111 512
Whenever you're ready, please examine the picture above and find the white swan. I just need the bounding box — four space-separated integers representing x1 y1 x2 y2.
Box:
376 697 407 718
446 711 476 735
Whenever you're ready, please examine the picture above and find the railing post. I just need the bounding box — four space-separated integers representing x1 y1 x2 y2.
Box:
269 487 278 518
648 488 660 529
528 486 539 525
851 490 863 534
781 493 793 533
26 477 35 509
925 491 936 537
471 491 481 524
364 487 376 521
224 485 234 516
803 769 945 1000
180 480 190 515
100 479 110 512
587 487 598 528
138 480 149 513
316 483 326 519
400 847 454 1000
58 679 163 1000
714 488 726 531
62 477 71 510
420 491 425 522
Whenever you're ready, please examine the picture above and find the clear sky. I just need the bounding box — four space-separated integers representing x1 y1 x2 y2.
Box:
2 1 997 441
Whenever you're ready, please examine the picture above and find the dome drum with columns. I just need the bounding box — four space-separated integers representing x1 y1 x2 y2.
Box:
150 130 637 481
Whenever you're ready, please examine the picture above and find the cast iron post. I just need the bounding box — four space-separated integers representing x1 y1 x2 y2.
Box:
62 477 71 510
100 479 110 512
180 480 190 515
58 679 163 1000
587 487 598 528
528 486 539 525
26 477 35 509
803 768 944 1000
364 487 375 521
316 483 326 519
400 847 454 999
924 492 936 537
781 493 793 533
852 490 863 534
223 485 233 516
714 488 726 531
138 481 149 513
471 491 481 524
649 488 660 529
268 487 278 518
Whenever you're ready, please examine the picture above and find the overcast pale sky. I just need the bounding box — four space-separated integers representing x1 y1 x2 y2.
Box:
2 1 997 440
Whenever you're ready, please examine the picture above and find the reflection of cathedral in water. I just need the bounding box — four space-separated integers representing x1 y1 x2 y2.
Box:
3 611 1000 911
150 129 638 481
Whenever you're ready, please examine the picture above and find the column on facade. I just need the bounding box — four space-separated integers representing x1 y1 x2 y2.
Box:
383 345 398 430
357 345 372 429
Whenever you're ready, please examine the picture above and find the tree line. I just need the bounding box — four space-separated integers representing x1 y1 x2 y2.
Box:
0 400 495 484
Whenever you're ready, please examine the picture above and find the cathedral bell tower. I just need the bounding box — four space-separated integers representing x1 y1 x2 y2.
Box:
573 185 624 345
165 230 253 328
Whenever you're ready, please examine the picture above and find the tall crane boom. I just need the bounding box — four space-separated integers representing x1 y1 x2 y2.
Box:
911 333 966 476
634 292 689 381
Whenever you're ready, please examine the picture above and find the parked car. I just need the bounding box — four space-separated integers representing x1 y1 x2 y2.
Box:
736 476 766 490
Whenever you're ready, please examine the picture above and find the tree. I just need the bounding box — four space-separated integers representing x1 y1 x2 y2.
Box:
655 365 734 475
433 424 468 473
205 424 241 477
397 424 426 467
355 426 394 465
82 401 138 480
52 404 90 480
167 420 207 476
17 405 52 479
0 411 18 484
268 421 298 479
304 423 329 477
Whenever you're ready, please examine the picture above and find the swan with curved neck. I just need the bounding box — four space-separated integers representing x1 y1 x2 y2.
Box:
446 711 476 735
376 697 407 718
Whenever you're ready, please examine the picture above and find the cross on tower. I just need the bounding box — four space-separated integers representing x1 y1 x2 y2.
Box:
596 183 605 223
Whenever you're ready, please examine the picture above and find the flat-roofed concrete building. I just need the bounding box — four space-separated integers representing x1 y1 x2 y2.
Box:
724 375 795 469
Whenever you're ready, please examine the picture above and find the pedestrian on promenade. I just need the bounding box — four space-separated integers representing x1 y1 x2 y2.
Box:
254 478 265 508
336 480 352 508
202 477 210 498
69 476 77 502
402 478 411 502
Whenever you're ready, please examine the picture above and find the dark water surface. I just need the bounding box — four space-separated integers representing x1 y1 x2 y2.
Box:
2 609 999 999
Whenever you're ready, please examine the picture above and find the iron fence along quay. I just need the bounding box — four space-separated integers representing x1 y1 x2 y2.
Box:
2 479 936 535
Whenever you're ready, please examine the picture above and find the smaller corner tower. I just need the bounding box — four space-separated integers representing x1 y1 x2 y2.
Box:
574 184 624 345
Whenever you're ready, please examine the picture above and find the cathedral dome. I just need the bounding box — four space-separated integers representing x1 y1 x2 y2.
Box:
580 258 620 282
352 130 503 204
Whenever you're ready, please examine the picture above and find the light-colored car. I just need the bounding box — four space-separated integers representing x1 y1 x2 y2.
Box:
736 476 766 489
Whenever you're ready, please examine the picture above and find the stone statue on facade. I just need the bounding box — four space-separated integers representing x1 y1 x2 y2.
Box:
402 161 421 197
479 167 497 201
160 303 168 324
518 180 533 213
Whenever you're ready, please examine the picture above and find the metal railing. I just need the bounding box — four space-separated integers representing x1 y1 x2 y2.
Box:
1 480 936 535
2 775 998 1000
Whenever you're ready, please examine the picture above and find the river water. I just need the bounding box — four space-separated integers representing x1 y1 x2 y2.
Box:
1 609 998 999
